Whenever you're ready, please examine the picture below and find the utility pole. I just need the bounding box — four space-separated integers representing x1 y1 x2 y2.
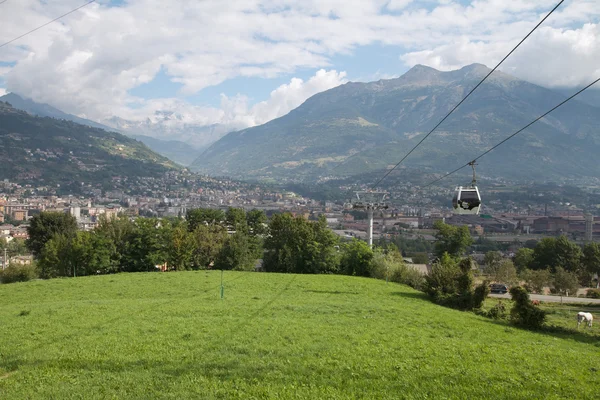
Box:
3 247 7 270
352 191 388 248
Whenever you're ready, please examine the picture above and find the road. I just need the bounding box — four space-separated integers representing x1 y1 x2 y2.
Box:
489 293 600 304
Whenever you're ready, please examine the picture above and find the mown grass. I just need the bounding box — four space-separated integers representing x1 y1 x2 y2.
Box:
1 272 600 399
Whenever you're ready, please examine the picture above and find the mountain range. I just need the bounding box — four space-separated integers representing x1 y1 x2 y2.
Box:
0 93 207 166
0 101 177 189
192 64 600 184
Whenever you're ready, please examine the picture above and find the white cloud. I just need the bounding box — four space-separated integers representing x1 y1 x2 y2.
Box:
0 88 7 97
103 69 347 146
249 69 347 125
400 23 600 88
0 0 598 142
386 0 413 11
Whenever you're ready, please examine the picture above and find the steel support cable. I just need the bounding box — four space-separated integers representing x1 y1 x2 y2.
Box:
0 0 96 49
421 77 600 190
368 0 565 189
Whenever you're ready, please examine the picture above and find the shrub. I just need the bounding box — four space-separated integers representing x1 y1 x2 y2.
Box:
0 264 38 284
486 301 507 320
425 255 484 311
586 288 600 299
389 264 425 291
472 280 490 309
509 286 546 330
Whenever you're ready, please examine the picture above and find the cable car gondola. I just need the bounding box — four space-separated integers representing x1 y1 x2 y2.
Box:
452 161 481 215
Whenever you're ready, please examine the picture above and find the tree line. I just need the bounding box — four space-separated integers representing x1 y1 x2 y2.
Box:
1 209 423 284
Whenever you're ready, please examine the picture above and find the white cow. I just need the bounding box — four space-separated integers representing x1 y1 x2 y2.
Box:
577 312 593 328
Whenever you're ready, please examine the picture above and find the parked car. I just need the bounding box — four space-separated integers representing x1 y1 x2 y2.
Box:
490 283 509 294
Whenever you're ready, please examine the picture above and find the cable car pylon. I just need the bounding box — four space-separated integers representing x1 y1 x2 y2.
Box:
351 191 388 247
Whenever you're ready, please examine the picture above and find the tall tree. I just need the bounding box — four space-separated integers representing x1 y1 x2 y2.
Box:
552 267 580 297
264 214 339 274
246 209 268 235
215 232 261 271
167 224 196 271
583 242 600 286
433 221 472 258
483 251 503 276
27 212 78 257
340 239 374 277
186 208 225 231
191 224 229 269
513 248 534 272
530 236 582 273
494 259 518 285
225 208 247 232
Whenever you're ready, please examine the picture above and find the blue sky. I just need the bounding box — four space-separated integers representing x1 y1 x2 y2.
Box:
0 0 599 143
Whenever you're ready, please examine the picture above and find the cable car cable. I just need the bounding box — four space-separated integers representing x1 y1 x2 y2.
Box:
369 0 565 190
0 0 96 50
421 76 600 190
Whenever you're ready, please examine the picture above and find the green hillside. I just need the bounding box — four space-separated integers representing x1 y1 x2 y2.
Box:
1 272 598 399
0 102 178 187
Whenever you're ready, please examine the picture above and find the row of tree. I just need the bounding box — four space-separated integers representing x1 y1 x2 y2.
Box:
24 209 412 280
27 209 267 278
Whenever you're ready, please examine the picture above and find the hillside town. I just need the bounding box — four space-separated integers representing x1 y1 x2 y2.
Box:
3 170 599 266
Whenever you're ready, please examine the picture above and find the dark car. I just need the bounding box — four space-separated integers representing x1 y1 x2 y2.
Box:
490 283 509 294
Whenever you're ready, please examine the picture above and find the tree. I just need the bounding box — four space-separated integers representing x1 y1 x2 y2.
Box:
120 218 169 272
494 259 518 285
95 215 136 272
27 212 78 257
520 269 551 294
483 251 503 276
225 208 247 232
191 224 229 269
530 236 582 273
167 224 196 271
582 242 600 287
37 234 69 278
186 208 225 231
552 267 579 297
0 238 29 257
433 221 472 258
246 209 267 235
215 232 261 271
340 239 374 277
263 214 339 274
513 248 534 272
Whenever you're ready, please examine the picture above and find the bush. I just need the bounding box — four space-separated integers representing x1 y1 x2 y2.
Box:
425 255 485 311
586 288 600 299
509 286 546 330
473 280 490 309
0 264 38 284
389 264 425 291
486 301 507 320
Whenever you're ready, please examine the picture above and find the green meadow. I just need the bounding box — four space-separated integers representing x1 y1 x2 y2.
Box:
1 272 599 399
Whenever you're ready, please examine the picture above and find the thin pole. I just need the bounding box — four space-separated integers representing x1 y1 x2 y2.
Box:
220 269 224 299
368 209 374 248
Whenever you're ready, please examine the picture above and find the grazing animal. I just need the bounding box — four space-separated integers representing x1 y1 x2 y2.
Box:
531 300 541 306
577 312 593 328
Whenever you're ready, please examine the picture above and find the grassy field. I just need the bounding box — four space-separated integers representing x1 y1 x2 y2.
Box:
1 272 600 399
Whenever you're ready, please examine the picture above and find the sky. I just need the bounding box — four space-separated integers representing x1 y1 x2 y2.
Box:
0 0 599 143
